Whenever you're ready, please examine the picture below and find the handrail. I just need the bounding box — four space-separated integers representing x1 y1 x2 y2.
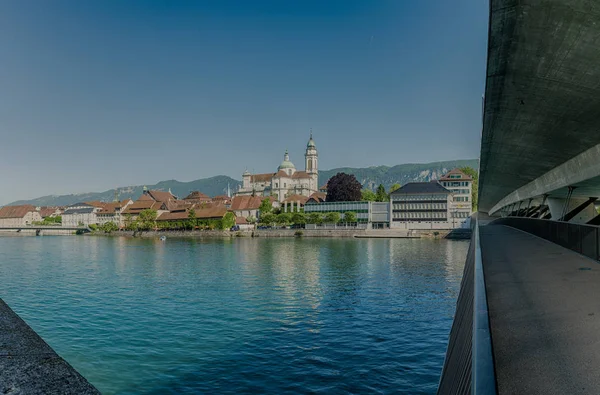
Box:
437 215 497 395
472 220 498 394
491 216 600 261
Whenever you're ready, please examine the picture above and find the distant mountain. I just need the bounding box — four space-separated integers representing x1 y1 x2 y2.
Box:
8 176 241 207
318 159 479 190
7 159 478 207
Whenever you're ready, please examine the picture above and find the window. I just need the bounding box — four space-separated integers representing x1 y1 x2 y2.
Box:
284 183 287 188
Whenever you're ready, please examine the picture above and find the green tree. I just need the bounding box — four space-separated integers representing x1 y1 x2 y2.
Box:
259 198 273 215
221 212 235 229
307 212 323 225
324 212 341 223
100 222 118 233
459 166 479 211
389 183 401 194
277 212 293 225
361 189 377 201
260 212 276 225
187 208 197 230
124 214 135 230
246 215 257 224
343 211 357 223
376 184 388 202
292 212 306 225
138 209 157 231
89 224 98 231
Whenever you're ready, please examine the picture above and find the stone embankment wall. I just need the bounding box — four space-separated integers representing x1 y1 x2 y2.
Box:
0 229 75 236
96 229 471 239
99 229 365 238
0 299 99 393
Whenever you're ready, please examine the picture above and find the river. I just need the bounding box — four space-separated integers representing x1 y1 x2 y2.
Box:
0 236 467 394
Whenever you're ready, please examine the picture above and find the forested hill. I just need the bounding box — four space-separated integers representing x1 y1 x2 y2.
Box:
7 159 478 206
318 159 479 190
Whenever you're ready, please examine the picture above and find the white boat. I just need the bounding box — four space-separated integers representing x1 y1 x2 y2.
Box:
160 236 167 241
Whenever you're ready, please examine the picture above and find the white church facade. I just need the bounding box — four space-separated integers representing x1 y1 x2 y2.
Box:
236 134 319 202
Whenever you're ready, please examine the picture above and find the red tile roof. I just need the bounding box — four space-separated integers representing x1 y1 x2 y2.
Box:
0 205 37 219
137 193 154 201
273 170 289 178
184 191 211 201
148 190 176 203
439 168 473 181
156 203 227 221
84 201 103 208
95 203 121 215
39 207 60 218
230 195 264 211
235 216 249 224
291 171 311 179
283 194 309 204
122 201 164 214
307 192 326 203
250 173 274 183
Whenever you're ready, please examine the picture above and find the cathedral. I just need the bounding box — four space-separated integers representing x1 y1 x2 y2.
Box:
236 133 319 202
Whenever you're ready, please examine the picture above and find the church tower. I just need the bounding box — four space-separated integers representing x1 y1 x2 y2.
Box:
305 130 318 191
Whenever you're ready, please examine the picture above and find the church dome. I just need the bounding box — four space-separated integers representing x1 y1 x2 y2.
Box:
278 150 295 170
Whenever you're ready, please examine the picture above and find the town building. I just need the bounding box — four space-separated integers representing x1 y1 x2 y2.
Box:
236 133 319 202
156 202 229 227
121 187 177 219
234 216 254 231
282 194 309 213
39 207 62 219
95 199 134 228
230 195 278 221
212 195 232 208
389 181 467 229
306 192 326 204
438 168 473 221
183 191 212 204
304 201 390 227
0 205 42 227
62 203 101 227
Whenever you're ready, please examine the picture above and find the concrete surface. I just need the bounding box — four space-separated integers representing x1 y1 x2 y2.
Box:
0 299 99 394
481 224 600 394
479 1 600 213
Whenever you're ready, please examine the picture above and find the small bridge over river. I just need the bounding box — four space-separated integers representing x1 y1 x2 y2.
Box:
0 226 90 235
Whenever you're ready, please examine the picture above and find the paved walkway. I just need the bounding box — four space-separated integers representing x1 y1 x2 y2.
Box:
481 224 600 395
0 299 99 394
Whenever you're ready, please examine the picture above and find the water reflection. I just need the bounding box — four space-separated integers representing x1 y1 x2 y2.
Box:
0 236 468 395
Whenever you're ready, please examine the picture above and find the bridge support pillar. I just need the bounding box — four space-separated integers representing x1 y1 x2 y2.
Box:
548 197 597 223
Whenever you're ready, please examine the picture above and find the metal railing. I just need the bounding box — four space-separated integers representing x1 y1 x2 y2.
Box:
493 217 600 261
437 216 497 394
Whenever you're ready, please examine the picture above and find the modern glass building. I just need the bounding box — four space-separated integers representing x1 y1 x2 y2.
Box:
304 201 390 226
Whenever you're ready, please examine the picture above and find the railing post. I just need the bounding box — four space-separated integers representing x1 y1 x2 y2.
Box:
594 228 600 261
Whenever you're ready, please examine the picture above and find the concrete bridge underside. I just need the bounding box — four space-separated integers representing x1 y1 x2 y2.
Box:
479 0 600 215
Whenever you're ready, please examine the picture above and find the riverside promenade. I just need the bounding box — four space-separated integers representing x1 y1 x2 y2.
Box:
0 299 98 394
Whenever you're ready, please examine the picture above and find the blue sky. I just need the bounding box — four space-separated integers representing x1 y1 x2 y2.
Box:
0 1 488 205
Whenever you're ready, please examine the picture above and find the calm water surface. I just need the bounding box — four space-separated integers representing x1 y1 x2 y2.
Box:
0 236 467 394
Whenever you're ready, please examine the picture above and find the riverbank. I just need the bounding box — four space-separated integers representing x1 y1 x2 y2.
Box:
88 228 471 239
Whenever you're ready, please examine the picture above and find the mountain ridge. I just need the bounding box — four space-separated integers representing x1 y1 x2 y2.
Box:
7 159 478 207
